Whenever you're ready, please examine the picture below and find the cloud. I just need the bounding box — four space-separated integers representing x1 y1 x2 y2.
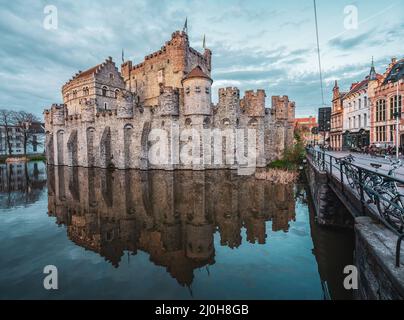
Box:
328 31 372 50
0 0 402 119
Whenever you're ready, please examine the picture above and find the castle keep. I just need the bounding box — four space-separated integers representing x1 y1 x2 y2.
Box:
44 30 295 170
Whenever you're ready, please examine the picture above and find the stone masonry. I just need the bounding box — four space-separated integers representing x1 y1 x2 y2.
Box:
44 30 295 170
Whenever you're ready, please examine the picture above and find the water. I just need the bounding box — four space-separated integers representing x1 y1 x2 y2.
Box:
0 162 354 300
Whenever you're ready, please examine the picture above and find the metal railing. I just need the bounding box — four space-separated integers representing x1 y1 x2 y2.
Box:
306 147 404 267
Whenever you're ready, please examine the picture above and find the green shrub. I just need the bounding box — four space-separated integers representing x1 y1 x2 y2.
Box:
268 138 306 170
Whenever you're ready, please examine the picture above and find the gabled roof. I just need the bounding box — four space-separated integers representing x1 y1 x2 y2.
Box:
347 74 382 96
75 64 102 79
382 58 404 85
182 66 212 82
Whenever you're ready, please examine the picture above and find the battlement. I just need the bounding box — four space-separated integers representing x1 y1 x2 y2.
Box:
50 104 67 126
241 89 266 117
219 87 240 96
271 95 295 121
128 31 190 72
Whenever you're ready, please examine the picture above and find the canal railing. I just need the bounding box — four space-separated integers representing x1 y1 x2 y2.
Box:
306 147 404 267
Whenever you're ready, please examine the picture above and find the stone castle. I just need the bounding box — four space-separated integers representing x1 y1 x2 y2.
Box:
44 30 295 170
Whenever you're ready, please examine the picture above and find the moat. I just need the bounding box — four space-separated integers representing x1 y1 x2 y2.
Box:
0 161 354 299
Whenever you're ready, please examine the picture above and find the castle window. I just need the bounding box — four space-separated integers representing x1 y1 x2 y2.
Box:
203 117 210 128
73 90 77 98
195 86 201 93
205 87 210 94
222 118 230 126
114 89 120 99
185 118 192 126
66 93 70 100
109 73 114 80
102 86 108 97
185 87 190 94
104 102 108 110
83 86 89 96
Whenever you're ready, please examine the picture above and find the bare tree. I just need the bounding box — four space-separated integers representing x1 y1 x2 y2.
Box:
13 111 41 155
0 109 16 155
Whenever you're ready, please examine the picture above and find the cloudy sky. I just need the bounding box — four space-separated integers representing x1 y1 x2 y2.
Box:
0 0 402 118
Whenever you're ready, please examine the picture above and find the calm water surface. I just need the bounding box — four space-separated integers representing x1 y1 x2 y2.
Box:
0 162 354 299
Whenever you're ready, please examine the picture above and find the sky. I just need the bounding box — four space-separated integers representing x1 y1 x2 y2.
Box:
0 0 402 118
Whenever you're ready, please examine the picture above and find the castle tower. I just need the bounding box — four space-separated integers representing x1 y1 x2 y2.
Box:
182 66 212 116
217 87 240 126
181 66 213 170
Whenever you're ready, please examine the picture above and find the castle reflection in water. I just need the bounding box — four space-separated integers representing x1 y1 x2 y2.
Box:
47 166 296 286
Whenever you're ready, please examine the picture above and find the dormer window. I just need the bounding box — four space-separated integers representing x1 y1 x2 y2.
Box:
195 86 201 93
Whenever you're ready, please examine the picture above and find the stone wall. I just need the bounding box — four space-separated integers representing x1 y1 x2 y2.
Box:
355 217 404 299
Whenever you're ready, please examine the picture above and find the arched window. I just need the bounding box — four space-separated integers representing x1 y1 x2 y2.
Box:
185 118 192 126
222 118 230 126
114 89 120 99
248 118 258 127
203 117 210 128
83 86 89 96
102 86 108 97
73 90 77 98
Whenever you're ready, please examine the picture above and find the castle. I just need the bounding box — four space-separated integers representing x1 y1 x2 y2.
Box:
44 30 295 170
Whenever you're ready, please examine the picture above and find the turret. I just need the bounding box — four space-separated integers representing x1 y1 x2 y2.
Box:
167 31 189 73
157 86 179 116
182 66 213 116
51 104 66 126
117 90 134 118
186 223 214 260
242 90 266 117
82 99 96 122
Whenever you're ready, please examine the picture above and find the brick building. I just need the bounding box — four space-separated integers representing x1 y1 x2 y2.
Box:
370 57 404 149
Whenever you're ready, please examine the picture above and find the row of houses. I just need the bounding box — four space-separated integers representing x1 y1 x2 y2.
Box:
330 57 403 151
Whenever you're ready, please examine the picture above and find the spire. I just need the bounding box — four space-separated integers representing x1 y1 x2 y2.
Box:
369 56 377 80
121 48 124 63
202 34 206 49
334 80 338 88
183 17 188 33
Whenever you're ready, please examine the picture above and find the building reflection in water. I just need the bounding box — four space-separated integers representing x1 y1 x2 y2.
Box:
0 161 47 208
47 166 296 287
